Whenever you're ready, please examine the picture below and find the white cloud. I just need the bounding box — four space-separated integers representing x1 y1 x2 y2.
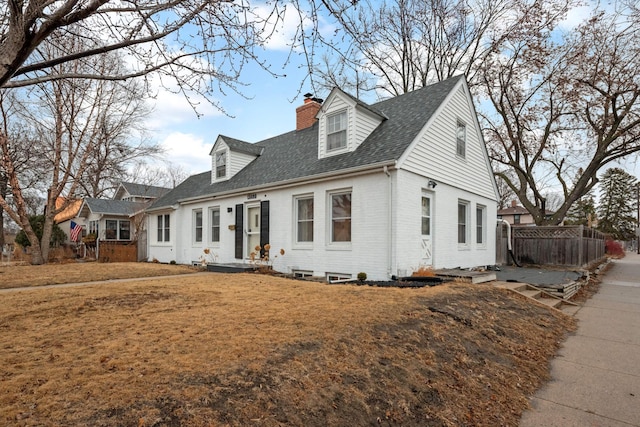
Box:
559 4 595 30
253 3 312 51
159 132 212 174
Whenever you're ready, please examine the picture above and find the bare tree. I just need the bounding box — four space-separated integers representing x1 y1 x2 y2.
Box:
484 6 640 224
0 1 314 263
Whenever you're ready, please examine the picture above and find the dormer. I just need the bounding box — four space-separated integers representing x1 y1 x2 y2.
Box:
317 88 387 159
210 135 263 184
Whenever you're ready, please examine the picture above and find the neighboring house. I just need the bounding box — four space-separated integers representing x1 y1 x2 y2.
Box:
114 182 171 203
497 200 532 225
497 200 556 225
53 198 84 242
77 198 149 242
147 75 499 281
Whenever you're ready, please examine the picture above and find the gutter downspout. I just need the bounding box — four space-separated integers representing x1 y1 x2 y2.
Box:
499 219 521 267
384 166 393 278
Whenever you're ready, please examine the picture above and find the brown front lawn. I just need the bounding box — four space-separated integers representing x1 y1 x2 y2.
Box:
0 272 575 426
0 262 198 289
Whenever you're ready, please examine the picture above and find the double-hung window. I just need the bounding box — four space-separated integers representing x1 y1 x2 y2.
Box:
458 200 469 245
476 205 486 245
157 214 170 242
215 151 226 179
330 191 351 243
456 121 466 158
210 207 220 243
327 111 347 151
193 209 203 243
295 196 314 243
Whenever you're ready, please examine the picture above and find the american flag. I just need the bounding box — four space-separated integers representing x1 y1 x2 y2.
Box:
70 221 82 242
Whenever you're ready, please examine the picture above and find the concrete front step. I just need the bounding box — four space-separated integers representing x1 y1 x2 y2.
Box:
520 289 542 299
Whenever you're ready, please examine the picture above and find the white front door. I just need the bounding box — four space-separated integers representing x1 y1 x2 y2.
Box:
421 193 433 265
246 205 261 258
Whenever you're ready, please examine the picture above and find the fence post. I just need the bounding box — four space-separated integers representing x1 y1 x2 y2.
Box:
578 225 584 266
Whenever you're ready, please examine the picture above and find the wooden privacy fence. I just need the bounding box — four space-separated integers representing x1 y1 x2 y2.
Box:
496 224 605 267
98 240 138 263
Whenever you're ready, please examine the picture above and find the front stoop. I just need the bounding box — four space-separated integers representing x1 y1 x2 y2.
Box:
493 281 580 315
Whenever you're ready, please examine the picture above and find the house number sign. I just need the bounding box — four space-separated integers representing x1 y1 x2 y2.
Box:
247 193 257 200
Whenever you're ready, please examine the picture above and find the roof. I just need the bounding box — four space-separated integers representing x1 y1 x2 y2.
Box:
497 206 530 216
53 198 83 223
80 198 148 217
115 182 171 200
212 136 264 156
150 75 465 210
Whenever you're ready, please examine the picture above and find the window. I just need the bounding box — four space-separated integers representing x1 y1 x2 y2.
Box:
157 214 170 242
327 111 347 151
456 121 466 157
476 205 486 245
215 151 226 178
458 201 469 245
330 191 351 242
295 196 314 243
193 209 203 243
89 220 99 236
293 270 313 278
210 207 220 243
421 196 431 235
514 214 521 224
105 219 131 240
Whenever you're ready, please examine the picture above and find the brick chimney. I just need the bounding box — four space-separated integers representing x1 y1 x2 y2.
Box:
511 200 517 208
296 93 322 131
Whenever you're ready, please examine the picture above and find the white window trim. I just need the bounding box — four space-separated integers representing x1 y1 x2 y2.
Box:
324 109 349 156
193 209 203 245
156 214 170 244
209 206 221 246
327 189 352 249
293 194 314 248
458 200 470 249
215 149 228 180
476 204 487 248
326 272 352 283
456 120 466 159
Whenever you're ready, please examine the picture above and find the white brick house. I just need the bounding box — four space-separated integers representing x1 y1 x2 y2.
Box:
146 76 499 280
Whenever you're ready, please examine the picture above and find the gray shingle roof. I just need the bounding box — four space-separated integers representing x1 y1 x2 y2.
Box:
150 76 464 210
219 136 264 156
118 182 171 199
83 198 148 216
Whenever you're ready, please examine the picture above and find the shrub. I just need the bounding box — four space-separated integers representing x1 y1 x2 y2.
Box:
605 239 625 258
357 272 367 282
412 265 436 277
15 215 66 247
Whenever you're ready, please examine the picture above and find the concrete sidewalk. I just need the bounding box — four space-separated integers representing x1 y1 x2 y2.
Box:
520 253 640 426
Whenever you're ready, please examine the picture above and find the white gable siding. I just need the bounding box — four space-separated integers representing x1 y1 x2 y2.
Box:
318 94 352 158
229 150 257 177
354 108 383 149
401 83 497 201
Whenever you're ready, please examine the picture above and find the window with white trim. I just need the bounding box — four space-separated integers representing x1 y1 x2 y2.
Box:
421 195 431 236
458 200 469 245
330 191 352 243
327 111 347 151
209 207 220 243
295 195 314 243
456 121 466 158
476 205 486 245
157 214 170 242
105 219 131 240
193 209 203 243
215 150 227 179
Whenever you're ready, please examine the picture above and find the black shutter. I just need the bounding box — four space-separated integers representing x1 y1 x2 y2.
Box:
260 200 270 258
235 204 243 259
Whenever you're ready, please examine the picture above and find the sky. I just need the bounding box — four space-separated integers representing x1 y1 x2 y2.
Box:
143 1 640 189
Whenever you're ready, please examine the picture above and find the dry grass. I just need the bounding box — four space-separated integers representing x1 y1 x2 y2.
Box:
0 262 198 289
0 271 575 426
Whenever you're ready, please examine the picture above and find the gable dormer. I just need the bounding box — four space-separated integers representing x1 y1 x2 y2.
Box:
210 135 262 184
317 88 387 159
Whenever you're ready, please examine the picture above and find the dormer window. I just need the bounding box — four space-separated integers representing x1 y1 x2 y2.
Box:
215 151 227 178
327 111 347 151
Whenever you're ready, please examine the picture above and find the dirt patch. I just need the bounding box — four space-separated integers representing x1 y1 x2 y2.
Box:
0 273 575 426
